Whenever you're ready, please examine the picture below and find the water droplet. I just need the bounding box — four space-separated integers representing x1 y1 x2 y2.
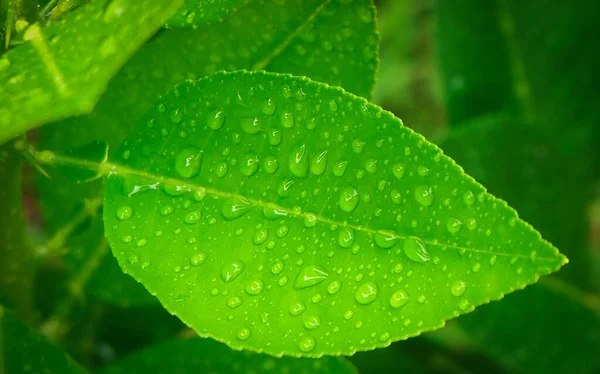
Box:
450 280 467 296
463 191 475 205
365 159 378 173
294 265 328 289
447 218 462 234
289 301 306 316
337 227 355 248
339 186 359 212
216 162 229 178
127 254 139 265
263 207 288 219
237 327 251 340
280 111 294 128
310 150 328 175
116 206 133 220
333 161 348 176
227 296 243 309
278 276 289 286
289 144 309 177
190 252 207 266
169 108 182 124
277 180 294 197
242 117 261 134
263 156 279 173
472 263 481 272
222 199 252 220
458 299 470 311
193 188 207 201
489 255 497 266
184 210 202 224
245 280 264 295
175 146 203 178
299 336 316 353
403 238 430 263
271 262 284 275
355 281 378 305
466 218 477 230
417 165 429 176
303 213 318 228
261 98 276 115
374 230 399 249
277 225 289 238
352 139 366 153
136 239 147 248
160 206 174 216
253 228 269 245
327 280 341 294
268 129 281 145
221 261 245 283
240 152 259 176
391 189 402 204
207 110 225 129
303 315 321 330
414 185 434 206
392 164 405 179
390 289 409 308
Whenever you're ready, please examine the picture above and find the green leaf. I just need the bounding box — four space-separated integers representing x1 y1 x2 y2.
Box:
36 0 379 306
0 141 34 320
99 337 357 373
95 71 565 356
0 305 87 374
0 0 184 143
166 0 249 27
39 140 108 183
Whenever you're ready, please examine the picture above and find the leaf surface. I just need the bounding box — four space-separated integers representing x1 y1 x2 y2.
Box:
166 0 249 27
0 0 183 143
100 71 565 356
36 0 379 306
99 337 357 374
0 305 86 374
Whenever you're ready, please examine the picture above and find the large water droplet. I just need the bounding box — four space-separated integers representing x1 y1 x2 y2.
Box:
116 206 133 221
237 327 251 340
303 315 321 330
355 281 378 305
327 280 341 294
245 279 264 295
390 289 409 308
392 163 405 179
365 159 378 173
227 296 243 309
277 180 294 197
241 117 261 134
207 109 225 129
352 139 365 153
374 230 399 249
339 186 359 212
253 228 269 245
268 129 281 145
193 187 207 201
221 261 245 283
240 152 259 176
403 238 430 263
280 111 294 128
289 144 309 177
337 227 355 248
310 150 328 175
447 218 462 234
175 146 203 178
289 301 306 316
189 252 207 266
414 185 434 206
333 161 348 176
271 262 284 275
294 265 328 289
263 156 278 174
221 198 252 220
451 280 467 296
261 98 276 115
299 336 316 353
463 191 475 205
184 210 202 224
216 162 229 178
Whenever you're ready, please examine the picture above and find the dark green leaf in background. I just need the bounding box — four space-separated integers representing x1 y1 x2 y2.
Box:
0 0 184 143
99 71 565 356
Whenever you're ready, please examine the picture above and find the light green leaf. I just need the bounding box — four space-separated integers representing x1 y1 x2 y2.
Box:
166 0 250 27
94 71 565 356
0 305 87 374
0 141 34 321
0 0 184 143
99 337 357 374
36 0 379 306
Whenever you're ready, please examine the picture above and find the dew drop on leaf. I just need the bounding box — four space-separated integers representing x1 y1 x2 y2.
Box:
299 336 316 353
237 328 251 341
116 206 133 220
175 146 203 178
240 152 259 176
280 111 294 128
374 230 399 249
261 98 276 115
446 217 462 234
253 228 269 245
390 289 409 308
327 280 341 294
263 156 278 173
268 129 281 145
333 160 348 176
310 150 328 175
289 143 309 177
189 253 207 266
450 280 467 296
207 109 225 129
222 198 252 220
221 261 245 283
245 280 264 295
184 210 202 224
392 163 405 179
303 315 321 330
227 296 243 309
403 238 430 263
355 281 378 305
414 185 434 206
241 117 261 134
339 186 359 212
294 265 328 289
337 227 355 248
289 301 306 316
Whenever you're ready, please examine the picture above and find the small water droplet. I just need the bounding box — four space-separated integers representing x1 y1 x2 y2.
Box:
193 188 207 201
245 279 264 295
271 262 284 275
227 296 243 309
458 299 470 311
280 111 294 128
268 129 281 145
239 152 259 176
237 327 251 340
466 218 477 230
261 98 276 115
327 280 341 294
175 146 203 178
277 225 289 238
294 265 328 289
365 159 378 173
310 150 328 175
216 162 229 178
263 156 279 173
417 165 429 176
333 161 348 176
289 301 306 316
392 164 405 179
221 261 245 283
127 254 139 265
403 238 430 263
447 218 462 234
390 289 409 308
355 281 378 305
253 228 269 245
303 315 321 330
451 280 467 296
337 227 355 248
339 186 359 212
184 210 202 224
190 252 207 266
222 198 252 220
303 213 318 228
169 108 182 124
463 191 475 205
299 336 316 353
242 117 261 134
116 206 133 220
207 109 225 129
374 230 399 249
352 139 366 153
277 180 294 197
414 185 434 206
289 144 309 177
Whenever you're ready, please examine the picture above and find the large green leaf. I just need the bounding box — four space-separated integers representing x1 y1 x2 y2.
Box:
37 0 379 306
0 305 87 374
99 337 357 374
0 141 34 320
0 0 183 143
166 0 250 27
91 71 564 356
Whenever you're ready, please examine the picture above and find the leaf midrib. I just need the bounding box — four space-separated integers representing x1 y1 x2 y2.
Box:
41 151 563 263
